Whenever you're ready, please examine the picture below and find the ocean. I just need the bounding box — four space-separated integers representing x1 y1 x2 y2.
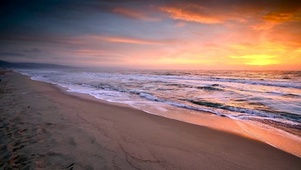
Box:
18 69 301 136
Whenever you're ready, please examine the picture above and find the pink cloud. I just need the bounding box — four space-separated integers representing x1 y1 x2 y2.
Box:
91 35 165 45
112 7 158 21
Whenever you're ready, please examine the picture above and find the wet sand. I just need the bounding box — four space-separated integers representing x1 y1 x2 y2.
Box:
0 70 300 169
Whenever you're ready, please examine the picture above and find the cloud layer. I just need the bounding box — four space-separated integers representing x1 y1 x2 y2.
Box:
0 0 300 69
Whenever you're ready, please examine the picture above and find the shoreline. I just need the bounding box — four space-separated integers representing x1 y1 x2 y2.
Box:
1 70 301 169
24 71 301 158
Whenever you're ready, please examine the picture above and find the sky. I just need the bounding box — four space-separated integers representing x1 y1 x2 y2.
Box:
0 0 300 70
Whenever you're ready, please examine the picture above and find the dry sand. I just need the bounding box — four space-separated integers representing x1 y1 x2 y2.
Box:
0 70 300 169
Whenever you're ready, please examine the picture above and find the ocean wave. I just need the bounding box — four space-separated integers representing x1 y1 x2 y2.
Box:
185 99 301 124
151 74 301 89
139 92 164 102
134 92 301 125
196 84 223 91
199 77 301 89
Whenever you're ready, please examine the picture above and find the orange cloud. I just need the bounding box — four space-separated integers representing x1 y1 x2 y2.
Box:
262 1 301 23
250 22 276 31
160 6 222 24
264 12 298 23
251 10 301 31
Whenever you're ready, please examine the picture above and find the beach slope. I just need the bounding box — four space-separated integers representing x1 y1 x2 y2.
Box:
0 70 300 169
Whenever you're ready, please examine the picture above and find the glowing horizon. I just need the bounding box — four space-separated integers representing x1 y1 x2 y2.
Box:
0 0 300 70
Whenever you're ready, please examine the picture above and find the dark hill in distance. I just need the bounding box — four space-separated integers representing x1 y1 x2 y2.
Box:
0 60 74 69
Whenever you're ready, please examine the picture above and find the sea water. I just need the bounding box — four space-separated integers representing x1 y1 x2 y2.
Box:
18 69 301 136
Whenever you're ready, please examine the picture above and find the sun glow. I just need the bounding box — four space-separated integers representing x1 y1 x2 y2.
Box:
231 54 279 66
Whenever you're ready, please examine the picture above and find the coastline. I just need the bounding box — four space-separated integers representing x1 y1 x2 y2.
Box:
36 71 301 158
1 70 300 169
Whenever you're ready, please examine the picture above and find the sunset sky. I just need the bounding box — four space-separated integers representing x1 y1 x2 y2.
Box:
0 0 300 70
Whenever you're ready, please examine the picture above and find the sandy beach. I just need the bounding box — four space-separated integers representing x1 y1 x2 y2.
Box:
0 70 300 169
